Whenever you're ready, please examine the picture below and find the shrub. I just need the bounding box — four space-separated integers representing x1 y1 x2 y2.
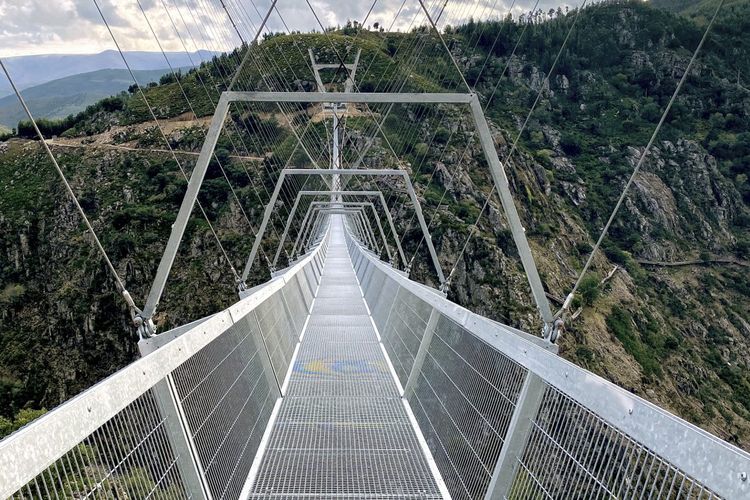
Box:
560 133 582 156
578 273 600 305
606 306 661 377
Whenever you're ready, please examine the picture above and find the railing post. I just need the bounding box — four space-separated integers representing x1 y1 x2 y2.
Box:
138 343 211 500
403 308 440 397
484 371 547 499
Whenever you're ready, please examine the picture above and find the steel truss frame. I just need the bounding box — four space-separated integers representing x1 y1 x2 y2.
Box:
298 202 386 257
141 92 554 337
273 190 407 269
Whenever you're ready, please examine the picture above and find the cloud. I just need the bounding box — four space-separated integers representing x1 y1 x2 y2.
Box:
0 0 584 58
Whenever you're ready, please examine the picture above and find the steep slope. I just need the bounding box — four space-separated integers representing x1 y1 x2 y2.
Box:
651 0 748 17
1 1 749 448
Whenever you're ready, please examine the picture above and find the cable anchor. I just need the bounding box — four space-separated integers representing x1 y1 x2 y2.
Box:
124 290 157 339
405 255 416 278
122 289 157 339
544 317 565 344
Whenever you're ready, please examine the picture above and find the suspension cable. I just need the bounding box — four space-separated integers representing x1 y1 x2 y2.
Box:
93 0 241 287
556 0 725 317
136 0 263 250
405 0 538 263
417 0 472 93
0 57 138 315
441 0 588 289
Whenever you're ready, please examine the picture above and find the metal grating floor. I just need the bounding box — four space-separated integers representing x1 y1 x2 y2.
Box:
249 220 443 499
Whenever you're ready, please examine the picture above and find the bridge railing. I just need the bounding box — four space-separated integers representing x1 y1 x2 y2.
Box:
0 234 329 500
346 229 750 500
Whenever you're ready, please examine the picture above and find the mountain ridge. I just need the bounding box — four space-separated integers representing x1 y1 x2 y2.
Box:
0 68 182 129
0 49 216 97
1 0 749 448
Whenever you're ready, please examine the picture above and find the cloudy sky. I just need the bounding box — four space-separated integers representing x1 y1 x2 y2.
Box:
0 0 582 58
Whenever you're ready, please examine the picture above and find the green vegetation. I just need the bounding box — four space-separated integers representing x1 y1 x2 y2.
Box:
0 407 46 438
606 306 682 379
0 0 749 447
577 274 600 306
606 306 662 378
0 68 175 129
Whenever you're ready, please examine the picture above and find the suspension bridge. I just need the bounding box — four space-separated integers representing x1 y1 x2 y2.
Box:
1 0 749 498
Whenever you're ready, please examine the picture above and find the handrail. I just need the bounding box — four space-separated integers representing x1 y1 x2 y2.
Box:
0 236 330 499
346 229 750 499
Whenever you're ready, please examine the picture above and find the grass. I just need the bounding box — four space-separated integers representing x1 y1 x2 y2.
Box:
606 306 663 378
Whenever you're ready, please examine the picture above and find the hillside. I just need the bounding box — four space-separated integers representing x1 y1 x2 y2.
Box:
651 0 748 17
1 0 749 448
0 68 178 129
0 50 215 97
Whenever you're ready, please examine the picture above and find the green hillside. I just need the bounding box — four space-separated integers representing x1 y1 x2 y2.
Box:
652 0 750 19
0 68 175 129
1 0 750 448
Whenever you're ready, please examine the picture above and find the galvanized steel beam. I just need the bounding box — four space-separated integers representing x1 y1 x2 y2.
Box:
141 94 230 323
468 95 555 334
223 91 473 104
243 169 444 287
273 191 406 269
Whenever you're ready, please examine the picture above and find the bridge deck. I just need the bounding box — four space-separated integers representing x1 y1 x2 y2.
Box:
249 220 442 499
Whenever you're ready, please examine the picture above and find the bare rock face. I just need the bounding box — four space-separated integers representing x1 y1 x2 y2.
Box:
550 156 576 174
623 140 742 255
560 180 586 206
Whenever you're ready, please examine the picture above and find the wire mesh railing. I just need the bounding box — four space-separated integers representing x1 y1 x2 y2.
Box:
0 234 329 500
8 390 188 500
4 216 749 500
346 228 750 500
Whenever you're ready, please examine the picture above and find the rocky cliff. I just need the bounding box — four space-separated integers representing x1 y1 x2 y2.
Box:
1 0 749 447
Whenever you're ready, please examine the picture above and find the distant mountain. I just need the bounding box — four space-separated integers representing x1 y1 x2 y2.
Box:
3 0 750 449
0 68 180 128
0 50 216 97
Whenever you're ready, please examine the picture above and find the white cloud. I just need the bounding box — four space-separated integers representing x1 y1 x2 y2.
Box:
0 0 584 58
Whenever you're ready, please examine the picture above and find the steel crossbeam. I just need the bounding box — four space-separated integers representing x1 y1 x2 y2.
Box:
273 191 405 268
242 168 444 288
142 91 553 337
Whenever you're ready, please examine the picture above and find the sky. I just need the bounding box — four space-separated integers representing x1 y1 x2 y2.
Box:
0 0 583 58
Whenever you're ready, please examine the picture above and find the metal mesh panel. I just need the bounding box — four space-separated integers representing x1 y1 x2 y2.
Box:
251 221 442 498
262 391 430 485
380 289 432 386
312 296 369 316
172 313 277 499
303 315 375 342
255 294 297 379
294 273 314 313
361 260 379 298
510 384 720 499
303 264 318 292
9 390 189 499
409 314 527 499
286 340 398 398
314 284 361 298
361 266 382 312
370 272 399 333
281 280 307 334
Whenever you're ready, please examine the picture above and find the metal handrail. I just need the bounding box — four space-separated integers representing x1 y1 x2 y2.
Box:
0 237 329 498
346 229 750 499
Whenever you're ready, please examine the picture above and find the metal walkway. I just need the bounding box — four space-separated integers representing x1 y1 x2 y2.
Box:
4 215 750 500
249 219 443 499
